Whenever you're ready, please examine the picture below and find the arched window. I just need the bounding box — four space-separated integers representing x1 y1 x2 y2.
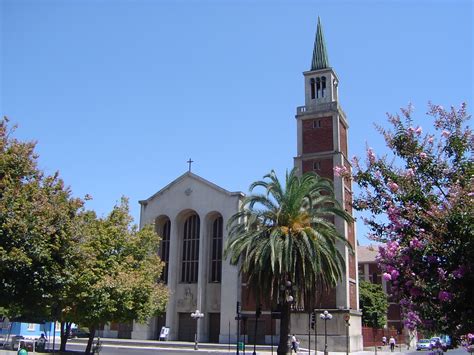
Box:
316 77 321 98
210 216 223 283
310 78 315 99
321 76 327 97
158 219 171 284
181 214 200 283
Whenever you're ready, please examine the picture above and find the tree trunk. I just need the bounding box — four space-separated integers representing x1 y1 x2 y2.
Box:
85 326 96 355
373 328 377 355
59 321 72 351
277 303 290 355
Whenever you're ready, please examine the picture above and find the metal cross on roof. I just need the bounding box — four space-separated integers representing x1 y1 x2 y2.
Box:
187 158 194 172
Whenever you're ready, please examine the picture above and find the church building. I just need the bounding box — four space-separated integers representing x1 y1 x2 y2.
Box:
127 17 363 351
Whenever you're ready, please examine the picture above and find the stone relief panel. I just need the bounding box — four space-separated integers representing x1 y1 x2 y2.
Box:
177 286 197 312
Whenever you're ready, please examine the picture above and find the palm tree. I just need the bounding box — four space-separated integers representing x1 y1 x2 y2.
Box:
224 168 352 355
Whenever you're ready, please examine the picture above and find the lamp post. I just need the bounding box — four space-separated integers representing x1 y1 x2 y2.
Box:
320 310 332 355
344 313 351 355
191 309 204 350
252 304 262 355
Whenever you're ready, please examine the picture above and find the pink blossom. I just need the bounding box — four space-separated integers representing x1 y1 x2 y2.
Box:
428 136 434 144
437 268 447 280
419 152 427 159
383 272 392 281
407 126 415 134
390 269 400 280
415 126 423 135
333 165 348 177
388 181 399 192
387 206 400 224
405 168 415 177
410 287 422 297
441 130 451 138
438 291 452 302
351 156 360 169
401 255 411 264
401 104 414 119
409 238 422 250
367 148 376 165
452 266 465 278
404 311 421 330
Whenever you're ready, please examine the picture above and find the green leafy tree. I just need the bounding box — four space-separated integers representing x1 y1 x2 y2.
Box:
359 281 388 328
224 168 352 355
0 117 84 322
66 199 168 354
0 118 168 353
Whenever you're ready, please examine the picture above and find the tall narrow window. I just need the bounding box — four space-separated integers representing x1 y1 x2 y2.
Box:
159 219 171 284
181 214 200 283
316 77 321 98
310 78 315 99
210 216 223 283
321 76 327 97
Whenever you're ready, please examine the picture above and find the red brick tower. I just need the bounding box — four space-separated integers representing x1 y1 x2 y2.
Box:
293 17 362 351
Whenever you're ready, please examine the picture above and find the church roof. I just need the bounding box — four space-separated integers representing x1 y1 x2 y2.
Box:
311 17 330 71
139 171 244 204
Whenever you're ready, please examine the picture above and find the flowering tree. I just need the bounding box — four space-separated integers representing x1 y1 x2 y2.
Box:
337 103 473 337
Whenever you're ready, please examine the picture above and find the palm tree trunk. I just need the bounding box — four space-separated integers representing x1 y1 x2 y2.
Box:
277 303 290 355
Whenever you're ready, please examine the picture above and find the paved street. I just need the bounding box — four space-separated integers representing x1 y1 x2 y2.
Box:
2 339 469 355
64 342 470 355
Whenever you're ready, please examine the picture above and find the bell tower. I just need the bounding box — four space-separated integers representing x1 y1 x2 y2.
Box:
293 17 362 351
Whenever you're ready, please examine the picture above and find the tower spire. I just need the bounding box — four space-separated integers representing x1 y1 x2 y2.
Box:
311 17 330 71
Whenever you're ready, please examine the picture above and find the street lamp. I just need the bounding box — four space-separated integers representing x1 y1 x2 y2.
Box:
320 310 332 355
191 309 204 350
344 313 351 355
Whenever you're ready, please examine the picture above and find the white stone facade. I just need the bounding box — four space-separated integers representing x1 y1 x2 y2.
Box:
131 172 243 343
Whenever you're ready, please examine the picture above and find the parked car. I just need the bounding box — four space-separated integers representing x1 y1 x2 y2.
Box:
69 328 90 339
430 337 448 352
417 339 431 351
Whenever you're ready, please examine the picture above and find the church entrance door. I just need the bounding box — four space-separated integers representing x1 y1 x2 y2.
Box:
178 313 196 342
247 319 265 345
208 313 220 343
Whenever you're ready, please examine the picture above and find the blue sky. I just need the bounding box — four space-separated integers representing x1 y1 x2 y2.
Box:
1 0 472 245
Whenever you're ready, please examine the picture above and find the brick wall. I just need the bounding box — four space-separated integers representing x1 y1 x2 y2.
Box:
302 158 334 179
339 121 348 156
317 287 337 308
350 281 357 309
302 117 333 154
